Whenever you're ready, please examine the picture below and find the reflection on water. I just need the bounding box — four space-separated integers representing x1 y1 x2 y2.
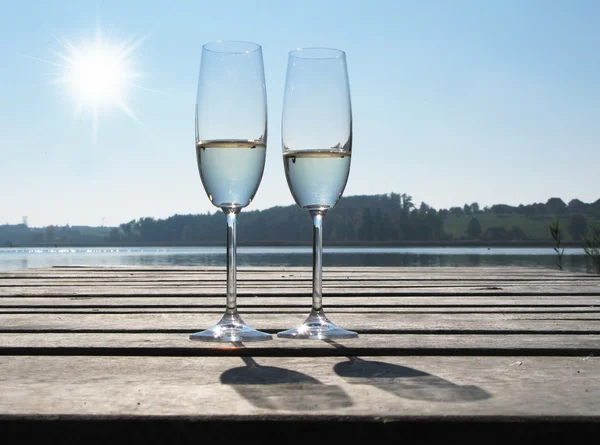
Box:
0 246 592 273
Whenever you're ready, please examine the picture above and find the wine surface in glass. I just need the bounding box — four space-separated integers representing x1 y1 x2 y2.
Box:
196 139 266 209
283 149 351 210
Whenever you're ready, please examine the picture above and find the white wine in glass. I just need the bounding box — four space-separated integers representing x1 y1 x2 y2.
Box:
190 41 271 342
197 139 266 209
278 48 357 340
283 150 351 209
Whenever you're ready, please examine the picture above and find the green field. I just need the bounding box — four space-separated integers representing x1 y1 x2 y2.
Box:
443 213 600 242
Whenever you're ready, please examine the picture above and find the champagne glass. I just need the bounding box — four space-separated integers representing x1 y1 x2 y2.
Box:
190 41 271 342
277 48 358 339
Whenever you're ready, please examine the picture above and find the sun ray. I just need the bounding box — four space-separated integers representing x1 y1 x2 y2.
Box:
21 54 69 69
48 77 71 85
106 24 114 45
52 50 76 65
45 29 72 52
119 33 151 58
130 83 169 96
116 99 140 124
73 102 84 120
92 105 99 146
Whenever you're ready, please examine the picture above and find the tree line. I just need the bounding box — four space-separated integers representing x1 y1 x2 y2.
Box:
2 194 599 246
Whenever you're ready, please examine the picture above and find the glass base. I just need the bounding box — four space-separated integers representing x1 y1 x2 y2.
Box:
189 312 272 342
277 309 358 340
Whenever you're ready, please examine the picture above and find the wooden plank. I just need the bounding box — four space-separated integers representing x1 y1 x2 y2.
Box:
6 279 599 288
1 266 595 279
2 275 596 286
2 283 599 296
3 279 599 291
2 268 597 280
3 273 597 280
0 356 598 417
0 333 598 356
1 312 599 333
4 265 587 272
1 296 598 307
3 306 600 314
3 267 597 299
0 265 599 443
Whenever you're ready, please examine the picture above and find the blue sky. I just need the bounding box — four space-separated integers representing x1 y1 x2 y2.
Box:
0 0 598 227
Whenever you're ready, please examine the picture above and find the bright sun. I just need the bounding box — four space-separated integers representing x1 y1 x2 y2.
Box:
69 45 127 105
37 28 146 142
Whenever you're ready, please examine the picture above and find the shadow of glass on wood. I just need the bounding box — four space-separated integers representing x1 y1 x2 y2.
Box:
334 356 490 403
220 356 353 411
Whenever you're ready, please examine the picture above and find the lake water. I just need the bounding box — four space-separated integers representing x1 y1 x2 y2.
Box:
0 246 593 273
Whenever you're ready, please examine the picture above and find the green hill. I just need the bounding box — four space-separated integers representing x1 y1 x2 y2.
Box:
444 213 600 242
2 194 599 247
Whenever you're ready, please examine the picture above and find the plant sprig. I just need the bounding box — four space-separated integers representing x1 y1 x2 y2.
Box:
583 226 600 275
549 218 564 271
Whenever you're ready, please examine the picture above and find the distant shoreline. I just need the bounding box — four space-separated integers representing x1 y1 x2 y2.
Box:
2 240 587 249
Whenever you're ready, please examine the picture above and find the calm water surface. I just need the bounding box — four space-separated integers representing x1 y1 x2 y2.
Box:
0 246 592 273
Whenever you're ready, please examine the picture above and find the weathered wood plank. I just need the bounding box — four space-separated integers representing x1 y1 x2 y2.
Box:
1 312 599 333
3 283 599 296
2 275 596 286
0 267 600 442
1 296 598 307
3 267 597 301
4 265 587 272
6 279 595 289
2 267 596 280
1 265 599 444
0 356 598 417
3 306 599 314
5 279 598 288
0 333 598 356
1 266 595 279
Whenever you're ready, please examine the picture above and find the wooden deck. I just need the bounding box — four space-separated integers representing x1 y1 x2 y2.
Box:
1 266 599 444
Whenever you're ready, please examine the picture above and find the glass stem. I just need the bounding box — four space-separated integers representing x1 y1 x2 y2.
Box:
310 210 326 312
224 208 240 315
